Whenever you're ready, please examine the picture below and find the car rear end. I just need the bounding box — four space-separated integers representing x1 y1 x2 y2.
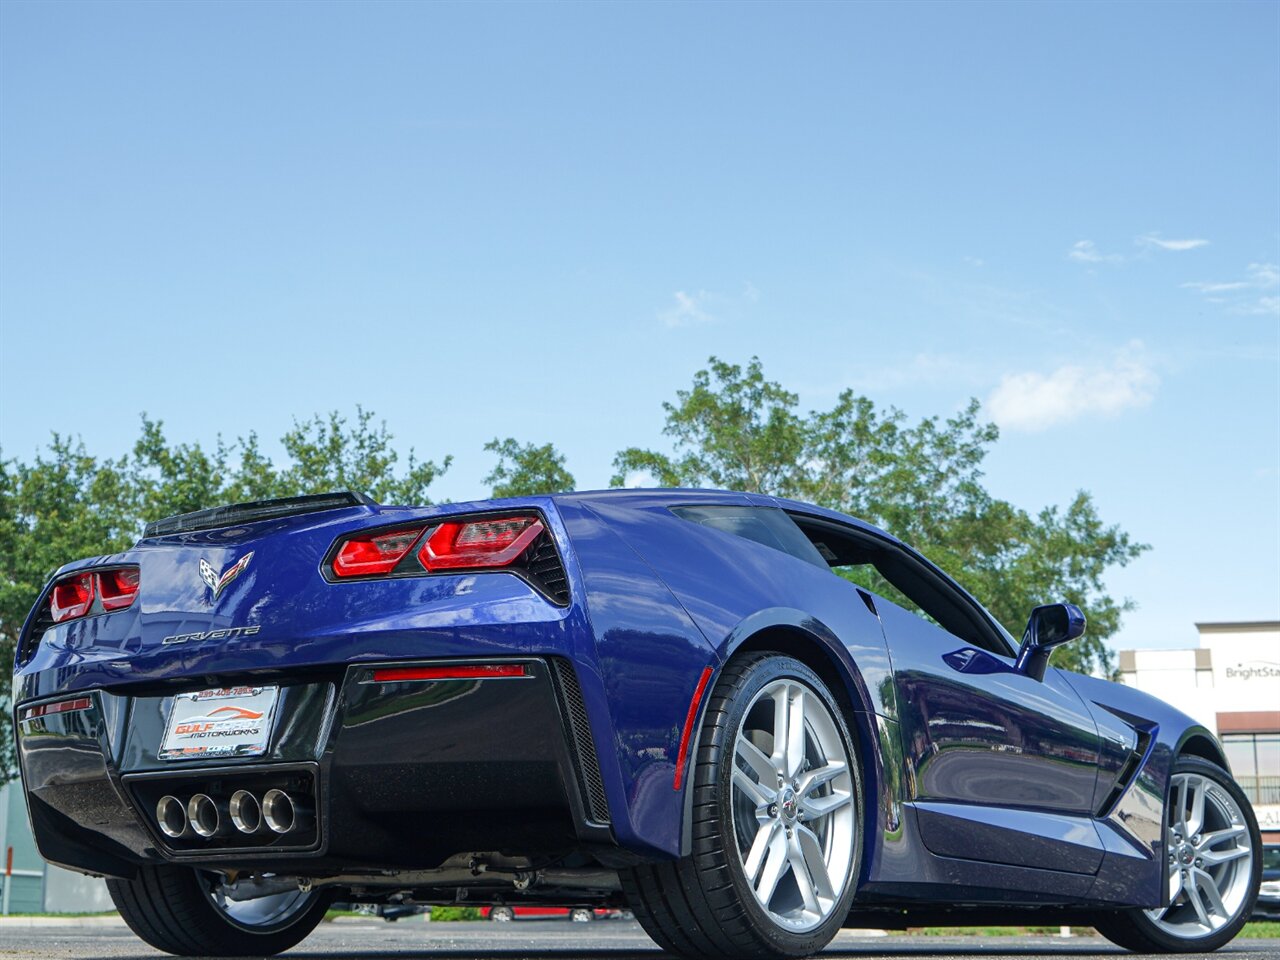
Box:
11 492 616 883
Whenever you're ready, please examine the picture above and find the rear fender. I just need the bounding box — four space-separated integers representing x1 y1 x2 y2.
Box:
678 609 890 867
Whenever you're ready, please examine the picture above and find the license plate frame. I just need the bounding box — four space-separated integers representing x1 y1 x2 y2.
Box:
159 685 280 761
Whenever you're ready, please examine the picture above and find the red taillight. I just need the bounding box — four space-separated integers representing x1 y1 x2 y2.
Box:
47 566 141 623
99 568 141 611
418 516 544 570
332 526 426 578
20 696 93 722
372 663 529 683
49 573 95 623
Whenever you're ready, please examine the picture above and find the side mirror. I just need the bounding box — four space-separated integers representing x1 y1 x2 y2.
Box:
1014 603 1086 681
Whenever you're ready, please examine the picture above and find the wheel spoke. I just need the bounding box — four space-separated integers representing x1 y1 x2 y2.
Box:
1199 844 1250 867
797 825 835 899
1198 825 1247 849
754 825 790 906
787 832 821 915
737 734 778 784
770 687 791 775
800 790 851 822
1184 872 1212 928
1174 775 1188 833
797 760 846 797
1158 866 1184 919
743 819 779 880
785 688 807 779
1193 868 1227 920
733 765 774 809
1186 777 1206 837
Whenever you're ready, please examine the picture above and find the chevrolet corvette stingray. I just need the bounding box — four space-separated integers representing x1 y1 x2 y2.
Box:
12 489 1261 957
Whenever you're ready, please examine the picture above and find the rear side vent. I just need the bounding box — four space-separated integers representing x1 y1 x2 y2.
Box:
518 533 571 605
550 659 610 824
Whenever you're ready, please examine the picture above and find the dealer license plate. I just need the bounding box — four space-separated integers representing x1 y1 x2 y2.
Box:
159 686 279 761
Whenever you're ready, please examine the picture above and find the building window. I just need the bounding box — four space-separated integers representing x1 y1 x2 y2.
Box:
1221 733 1280 806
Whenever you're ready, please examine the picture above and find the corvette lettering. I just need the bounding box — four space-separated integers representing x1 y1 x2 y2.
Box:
161 625 261 645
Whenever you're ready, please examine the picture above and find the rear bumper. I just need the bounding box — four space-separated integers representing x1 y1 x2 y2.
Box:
15 658 614 879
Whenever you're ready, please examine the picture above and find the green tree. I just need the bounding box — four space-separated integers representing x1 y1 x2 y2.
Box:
613 356 1147 676
483 437 575 497
0 410 447 776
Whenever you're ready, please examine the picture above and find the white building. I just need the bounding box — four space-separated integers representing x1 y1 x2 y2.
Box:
1120 621 1280 842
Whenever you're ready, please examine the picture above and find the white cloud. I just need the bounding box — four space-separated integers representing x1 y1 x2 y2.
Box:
1138 233 1209 252
1182 262 1279 307
1248 262 1280 287
1242 295 1280 316
1182 279 1251 294
987 343 1158 432
659 290 715 327
1068 240 1121 264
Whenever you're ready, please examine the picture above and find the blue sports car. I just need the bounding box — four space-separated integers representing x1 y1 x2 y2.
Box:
11 489 1261 957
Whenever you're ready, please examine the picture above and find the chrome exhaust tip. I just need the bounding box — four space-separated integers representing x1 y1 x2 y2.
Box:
187 794 227 838
262 789 296 834
156 795 190 839
229 790 262 834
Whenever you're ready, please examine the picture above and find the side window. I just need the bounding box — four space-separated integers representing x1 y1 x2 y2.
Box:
790 514 1011 656
670 505 828 569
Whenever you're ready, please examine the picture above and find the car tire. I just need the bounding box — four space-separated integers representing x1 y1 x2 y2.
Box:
488 905 515 922
1094 755 1262 953
106 866 328 957
570 908 594 922
623 653 863 960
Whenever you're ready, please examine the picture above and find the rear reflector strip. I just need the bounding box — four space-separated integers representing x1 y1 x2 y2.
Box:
20 696 92 722
371 664 530 683
673 666 715 791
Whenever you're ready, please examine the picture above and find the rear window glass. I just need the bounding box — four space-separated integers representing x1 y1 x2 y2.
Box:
671 505 827 569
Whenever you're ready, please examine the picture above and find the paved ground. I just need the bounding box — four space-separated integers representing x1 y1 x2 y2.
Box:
0 920 1278 960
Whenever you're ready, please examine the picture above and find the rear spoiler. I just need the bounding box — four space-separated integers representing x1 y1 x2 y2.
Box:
143 491 375 538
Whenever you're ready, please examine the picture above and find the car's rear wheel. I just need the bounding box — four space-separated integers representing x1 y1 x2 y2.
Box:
1095 755 1261 953
488 905 515 921
623 653 862 960
106 866 327 956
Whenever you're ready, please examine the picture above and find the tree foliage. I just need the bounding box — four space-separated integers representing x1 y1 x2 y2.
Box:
0 409 448 776
483 438 575 498
614 357 1147 676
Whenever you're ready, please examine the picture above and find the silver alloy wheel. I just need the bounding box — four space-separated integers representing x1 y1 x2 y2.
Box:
1145 771 1254 938
730 677 855 934
203 874 318 931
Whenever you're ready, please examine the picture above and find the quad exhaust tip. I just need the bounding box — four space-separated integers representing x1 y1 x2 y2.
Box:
261 789 296 834
188 794 227 838
229 789 262 834
156 795 189 838
156 789 304 840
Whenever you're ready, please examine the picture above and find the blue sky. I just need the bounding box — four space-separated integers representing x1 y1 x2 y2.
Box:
1 1 1277 657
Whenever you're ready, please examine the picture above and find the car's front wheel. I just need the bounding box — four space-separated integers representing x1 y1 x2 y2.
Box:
623 653 862 960
1095 755 1261 953
106 866 328 956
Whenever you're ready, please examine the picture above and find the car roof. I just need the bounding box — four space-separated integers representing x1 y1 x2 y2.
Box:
554 487 900 544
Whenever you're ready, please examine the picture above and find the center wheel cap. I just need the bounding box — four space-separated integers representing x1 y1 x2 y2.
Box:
779 787 799 823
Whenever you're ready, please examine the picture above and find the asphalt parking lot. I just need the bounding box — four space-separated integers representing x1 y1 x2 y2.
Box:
1 919 1279 960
